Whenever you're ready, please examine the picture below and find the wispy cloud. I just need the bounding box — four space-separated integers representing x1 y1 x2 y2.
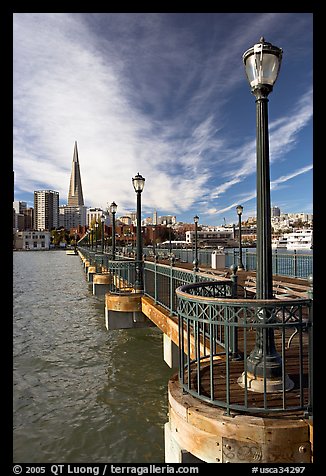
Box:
13 13 312 222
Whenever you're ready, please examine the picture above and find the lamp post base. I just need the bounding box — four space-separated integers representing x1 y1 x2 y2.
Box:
237 371 294 393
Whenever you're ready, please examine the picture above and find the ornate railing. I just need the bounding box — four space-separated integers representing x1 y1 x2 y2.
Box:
143 260 227 316
176 281 313 416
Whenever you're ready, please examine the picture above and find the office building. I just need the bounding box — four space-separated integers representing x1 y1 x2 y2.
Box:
34 190 59 230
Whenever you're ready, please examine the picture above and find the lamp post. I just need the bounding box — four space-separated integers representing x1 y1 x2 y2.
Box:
242 37 288 389
236 205 244 270
94 222 99 252
152 226 156 256
90 227 94 251
132 173 145 291
109 202 117 260
193 215 199 272
101 215 105 254
168 225 172 255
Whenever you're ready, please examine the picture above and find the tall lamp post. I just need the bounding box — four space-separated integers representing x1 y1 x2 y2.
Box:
132 173 145 291
236 205 244 270
101 215 105 254
168 225 172 255
90 227 94 251
242 37 289 390
109 201 117 260
94 222 99 252
193 215 199 272
152 227 156 256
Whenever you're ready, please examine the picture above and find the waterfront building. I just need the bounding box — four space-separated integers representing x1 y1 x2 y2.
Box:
185 228 236 248
14 230 51 250
33 190 59 231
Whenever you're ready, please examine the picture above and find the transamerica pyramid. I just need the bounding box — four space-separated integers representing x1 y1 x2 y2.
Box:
68 141 84 206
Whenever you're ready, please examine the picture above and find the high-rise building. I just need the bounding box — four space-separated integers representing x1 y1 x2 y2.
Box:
68 141 84 207
271 206 281 217
34 190 59 230
153 209 158 225
61 141 87 229
13 200 27 215
59 205 87 229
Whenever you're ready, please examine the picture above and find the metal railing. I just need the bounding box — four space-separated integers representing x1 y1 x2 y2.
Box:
143 259 224 316
225 249 313 279
176 281 313 416
79 247 139 293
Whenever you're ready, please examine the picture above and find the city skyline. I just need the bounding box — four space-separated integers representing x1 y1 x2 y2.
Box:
13 13 312 225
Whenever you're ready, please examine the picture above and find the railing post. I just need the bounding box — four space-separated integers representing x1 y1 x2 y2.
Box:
229 265 242 361
230 264 238 298
154 254 158 304
307 273 313 300
293 249 298 278
169 255 175 316
274 249 278 275
307 274 313 417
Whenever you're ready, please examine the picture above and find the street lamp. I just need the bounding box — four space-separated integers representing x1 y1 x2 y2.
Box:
109 201 117 260
152 226 156 256
242 37 288 390
94 222 99 252
168 225 172 255
90 227 94 251
193 215 199 272
236 205 244 270
132 173 145 291
101 215 105 254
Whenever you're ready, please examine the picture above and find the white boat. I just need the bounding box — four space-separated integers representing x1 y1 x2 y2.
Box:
286 229 313 250
272 236 288 249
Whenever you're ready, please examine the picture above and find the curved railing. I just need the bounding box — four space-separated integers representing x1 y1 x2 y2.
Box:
176 281 312 416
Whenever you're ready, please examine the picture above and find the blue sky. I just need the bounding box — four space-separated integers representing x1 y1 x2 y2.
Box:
13 12 313 225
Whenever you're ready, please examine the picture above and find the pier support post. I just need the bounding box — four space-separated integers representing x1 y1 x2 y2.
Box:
163 334 179 368
104 292 154 330
87 266 96 282
92 274 113 296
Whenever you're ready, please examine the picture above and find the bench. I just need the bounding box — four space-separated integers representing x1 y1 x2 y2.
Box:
244 275 311 300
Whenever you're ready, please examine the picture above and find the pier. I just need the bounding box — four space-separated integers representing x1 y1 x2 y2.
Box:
76 246 313 463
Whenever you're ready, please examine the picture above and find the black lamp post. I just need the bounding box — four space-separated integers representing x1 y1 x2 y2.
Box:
152 226 156 256
109 201 117 260
242 37 288 389
94 222 99 252
193 215 199 272
101 215 105 254
90 227 94 251
168 225 172 255
236 205 244 270
132 173 145 291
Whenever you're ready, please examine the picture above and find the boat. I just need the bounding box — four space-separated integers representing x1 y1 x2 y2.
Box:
272 236 288 249
272 229 313 251
286 229 313 250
